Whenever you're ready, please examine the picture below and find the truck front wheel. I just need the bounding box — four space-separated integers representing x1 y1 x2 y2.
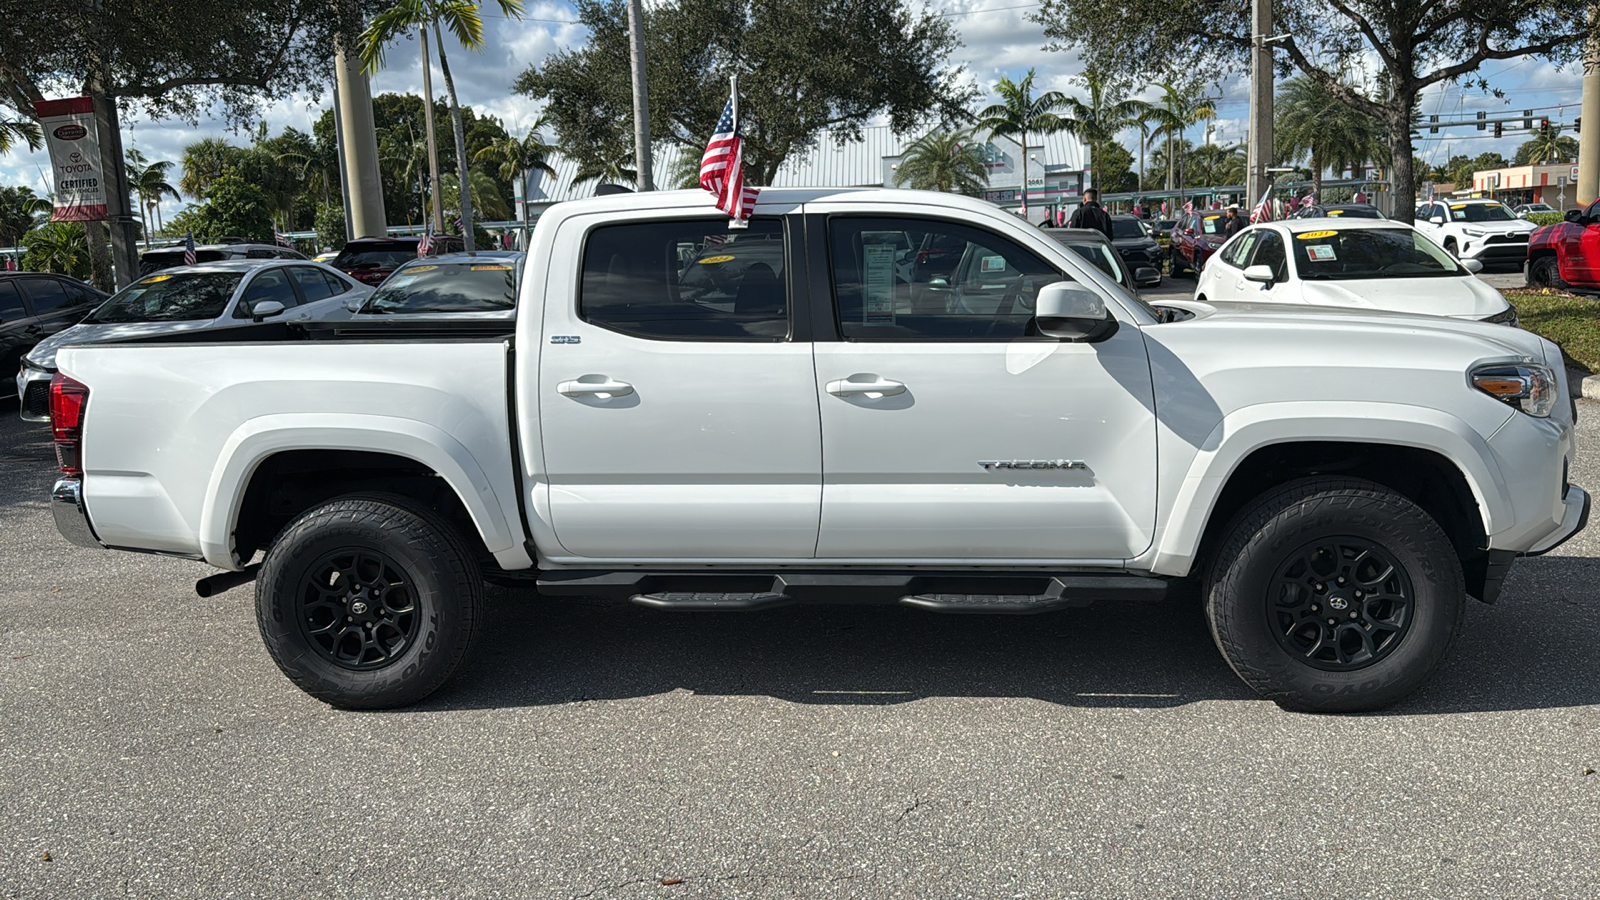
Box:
1204 477 1465 713
255 493 483 709
1529 255 1569 290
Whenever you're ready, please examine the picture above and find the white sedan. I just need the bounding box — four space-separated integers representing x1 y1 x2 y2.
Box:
1193 219 1516 324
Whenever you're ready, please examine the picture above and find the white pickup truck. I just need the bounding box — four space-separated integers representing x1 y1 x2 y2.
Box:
45 189 1588 713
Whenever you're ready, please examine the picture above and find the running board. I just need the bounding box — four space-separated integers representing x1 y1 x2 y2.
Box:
535 570 1170 611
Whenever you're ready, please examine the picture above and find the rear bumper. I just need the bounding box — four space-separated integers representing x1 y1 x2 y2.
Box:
51 477 104 549
16 363 52 422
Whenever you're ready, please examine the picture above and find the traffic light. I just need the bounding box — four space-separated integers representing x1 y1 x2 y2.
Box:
1494 121 1503 139
1477 111 1486 131
1429 114 1438 134
1541 118 1551 137
1525 110 1534 130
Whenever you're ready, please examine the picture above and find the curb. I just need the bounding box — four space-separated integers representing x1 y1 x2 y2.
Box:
1572 369 1600 400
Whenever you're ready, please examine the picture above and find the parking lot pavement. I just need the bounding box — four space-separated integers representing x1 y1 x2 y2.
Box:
3 405 1597 899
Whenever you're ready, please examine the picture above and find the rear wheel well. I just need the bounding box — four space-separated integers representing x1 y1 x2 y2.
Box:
1196 442 1493 601
234 450 491 567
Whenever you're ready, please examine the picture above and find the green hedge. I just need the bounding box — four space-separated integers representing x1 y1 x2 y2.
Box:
1527 211 1565 227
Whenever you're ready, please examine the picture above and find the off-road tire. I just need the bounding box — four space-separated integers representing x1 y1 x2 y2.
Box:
1171 248 1189 277
256 493 483 709
1529 255 1569 290
1204 477 1465 713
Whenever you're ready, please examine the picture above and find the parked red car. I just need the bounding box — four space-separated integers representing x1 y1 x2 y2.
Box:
1170 210 1230 276
1528 201 1600 291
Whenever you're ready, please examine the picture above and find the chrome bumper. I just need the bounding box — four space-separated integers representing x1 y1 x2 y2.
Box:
52 477 104 549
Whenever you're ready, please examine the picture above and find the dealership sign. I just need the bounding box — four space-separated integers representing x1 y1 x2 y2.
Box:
33 97 106 222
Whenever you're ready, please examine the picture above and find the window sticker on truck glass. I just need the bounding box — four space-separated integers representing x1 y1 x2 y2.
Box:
470 265 512 271
699 254 735 265
1306 244 1337 261
862 242 897 326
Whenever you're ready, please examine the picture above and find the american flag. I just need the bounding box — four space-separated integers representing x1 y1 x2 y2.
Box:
453 214 463 233
183 233 196 266
1182 199 1194 215
274 229 291 248
417 230 434 258
699 98 759 221
1249 187 1274 224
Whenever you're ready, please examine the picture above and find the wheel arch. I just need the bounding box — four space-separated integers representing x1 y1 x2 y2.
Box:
199 414 532 572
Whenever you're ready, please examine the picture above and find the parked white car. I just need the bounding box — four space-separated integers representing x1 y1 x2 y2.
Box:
16 259 368 421
1193 219 1517 324
1412 198 1535 268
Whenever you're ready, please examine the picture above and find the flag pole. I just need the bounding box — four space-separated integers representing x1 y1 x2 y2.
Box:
728 73 748 229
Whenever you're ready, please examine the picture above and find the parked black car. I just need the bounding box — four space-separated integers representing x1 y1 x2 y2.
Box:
1109 215 1163 287
1044 228 1162 296
2 272 106 410
139 241 307 276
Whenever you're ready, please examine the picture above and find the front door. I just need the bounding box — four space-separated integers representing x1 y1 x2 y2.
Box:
538 213 822 560
809 211 1158 563
1560 200 1600 285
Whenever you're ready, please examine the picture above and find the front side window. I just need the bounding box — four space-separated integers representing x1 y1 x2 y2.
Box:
1219 231 1260 268
87 272 245 323
0 281 26 320
234 269 298 317
579 218 788 341
829 217 1061 341
1249 231 1287 280
19 276 70 313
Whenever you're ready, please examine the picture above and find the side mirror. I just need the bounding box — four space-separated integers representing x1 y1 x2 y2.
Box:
1565 209 1583 223
1460 258 1484 274
249 299 285 322
1135 266 1161 287
1516 211 1529 219
343 296 364 313
1184 227 1195 236
1242 264 1275 284
1429 216 1445 225
1034 282 1118 343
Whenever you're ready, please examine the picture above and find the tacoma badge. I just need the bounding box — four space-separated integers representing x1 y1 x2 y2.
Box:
977 459 1088 471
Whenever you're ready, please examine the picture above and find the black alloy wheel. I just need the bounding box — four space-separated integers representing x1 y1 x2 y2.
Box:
1266 538 1414 671
297 549 420 670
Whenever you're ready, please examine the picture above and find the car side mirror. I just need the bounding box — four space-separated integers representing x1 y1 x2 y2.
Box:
344 296 364 312
1429 216 1445 225
1135 266 1161 287
1460 258 1484 274
1242 264 1275 284
1034 282 1118 342
249 299 285 322
1565 209 1583 223
1516 211 1529 219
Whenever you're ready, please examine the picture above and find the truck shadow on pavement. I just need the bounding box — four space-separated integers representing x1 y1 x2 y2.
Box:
431 555 1600 716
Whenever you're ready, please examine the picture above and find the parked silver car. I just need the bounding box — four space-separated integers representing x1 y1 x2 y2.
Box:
16 259 369 421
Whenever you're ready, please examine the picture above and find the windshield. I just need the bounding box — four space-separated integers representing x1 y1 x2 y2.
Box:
362 261 517 313
1200 214 1225 235
86 271 244 322
334 247 416 271
1060 241 1128 285
1292 228 1464 280
1110 219 1147 240
1326 207 1384 219
1449 203 1516 222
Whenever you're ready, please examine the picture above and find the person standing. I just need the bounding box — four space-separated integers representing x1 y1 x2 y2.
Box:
1068 189 1113 240
1223 204 1246 238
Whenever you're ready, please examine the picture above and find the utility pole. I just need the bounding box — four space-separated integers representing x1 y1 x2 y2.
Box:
333 45 388 238
1579 1 1600 206
1245 0 1274 208
420 26 444 231
626 0 654 191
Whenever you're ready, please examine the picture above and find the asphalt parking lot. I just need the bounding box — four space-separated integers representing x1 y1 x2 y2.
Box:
2 394 1597 898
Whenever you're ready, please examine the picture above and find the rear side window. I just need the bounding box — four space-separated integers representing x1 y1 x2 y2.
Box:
19 276 70 313
579 218 788 341
289 266 336 303
0 281 26 321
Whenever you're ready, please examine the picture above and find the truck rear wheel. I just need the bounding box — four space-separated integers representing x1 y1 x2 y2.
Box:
255 493 483 709
1204 477 1465 713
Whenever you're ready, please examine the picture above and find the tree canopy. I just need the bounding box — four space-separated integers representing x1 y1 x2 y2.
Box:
893 129 989 196
517 0 971 186
1033 0 1588 209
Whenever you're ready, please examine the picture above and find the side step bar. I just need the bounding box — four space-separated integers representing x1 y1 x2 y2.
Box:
535 570 1170 612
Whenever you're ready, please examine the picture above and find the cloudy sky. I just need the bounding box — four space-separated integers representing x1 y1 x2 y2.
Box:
1 0 1584 225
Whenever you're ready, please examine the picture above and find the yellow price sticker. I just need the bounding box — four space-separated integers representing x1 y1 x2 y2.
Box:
143 274 174 282
470 265 512 271
1450 204 1468 210
1327 210 1345 215
699 254 736 264
407 265 439 272
1297 230 1338 240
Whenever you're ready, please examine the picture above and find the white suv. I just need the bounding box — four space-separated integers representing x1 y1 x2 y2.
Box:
1413 198 1535 268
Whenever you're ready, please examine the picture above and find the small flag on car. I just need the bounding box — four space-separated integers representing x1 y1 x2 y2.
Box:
1249 186 1273 224
417 230 434 258
183 232 197 266
699 96 759 222
274 229 291 248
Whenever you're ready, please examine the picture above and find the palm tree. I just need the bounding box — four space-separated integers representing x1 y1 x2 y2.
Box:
1146 82 1216 193
0 186 51 248
977 70 1068 214
892 129 989 195
473 125 557 185
1056 68 1149 193
0 120 42 154
666 148 703 190
438 169 510 221
179 137 240 198
126 149 183 247
1274 76 1385 200
20 222 90 279
360 0 526 252
573 149 638 190
1521 126 1573 165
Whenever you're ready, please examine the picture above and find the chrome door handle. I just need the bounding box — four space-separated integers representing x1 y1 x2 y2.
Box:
826 376 906 398
558 377 634 398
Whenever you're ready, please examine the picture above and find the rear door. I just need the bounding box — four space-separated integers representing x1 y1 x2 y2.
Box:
0 279 35 366
808 208 1158 562
536 213 822 560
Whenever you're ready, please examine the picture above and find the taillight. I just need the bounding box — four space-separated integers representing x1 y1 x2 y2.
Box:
50 373 89 476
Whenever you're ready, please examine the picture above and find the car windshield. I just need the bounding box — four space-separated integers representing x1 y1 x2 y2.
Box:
1292 228 1463 280
1060 241 1128 285
1110 219 1146 239
362 260 517 313
1327 207 1384 219
1200 214 1225 235
1449 203 1516 222
85 271 244 322
334 245 417 271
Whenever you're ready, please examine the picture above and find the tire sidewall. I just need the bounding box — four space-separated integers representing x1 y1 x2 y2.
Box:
257 506 466 707
1211 487 1463 712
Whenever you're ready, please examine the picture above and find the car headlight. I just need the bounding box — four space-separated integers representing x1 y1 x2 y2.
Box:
1471 362 1556 417
1482 304 1519 327
1461 227 1486 237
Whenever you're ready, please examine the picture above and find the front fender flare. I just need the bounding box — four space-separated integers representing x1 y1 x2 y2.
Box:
198 413 528 570
1146 401 1511 577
